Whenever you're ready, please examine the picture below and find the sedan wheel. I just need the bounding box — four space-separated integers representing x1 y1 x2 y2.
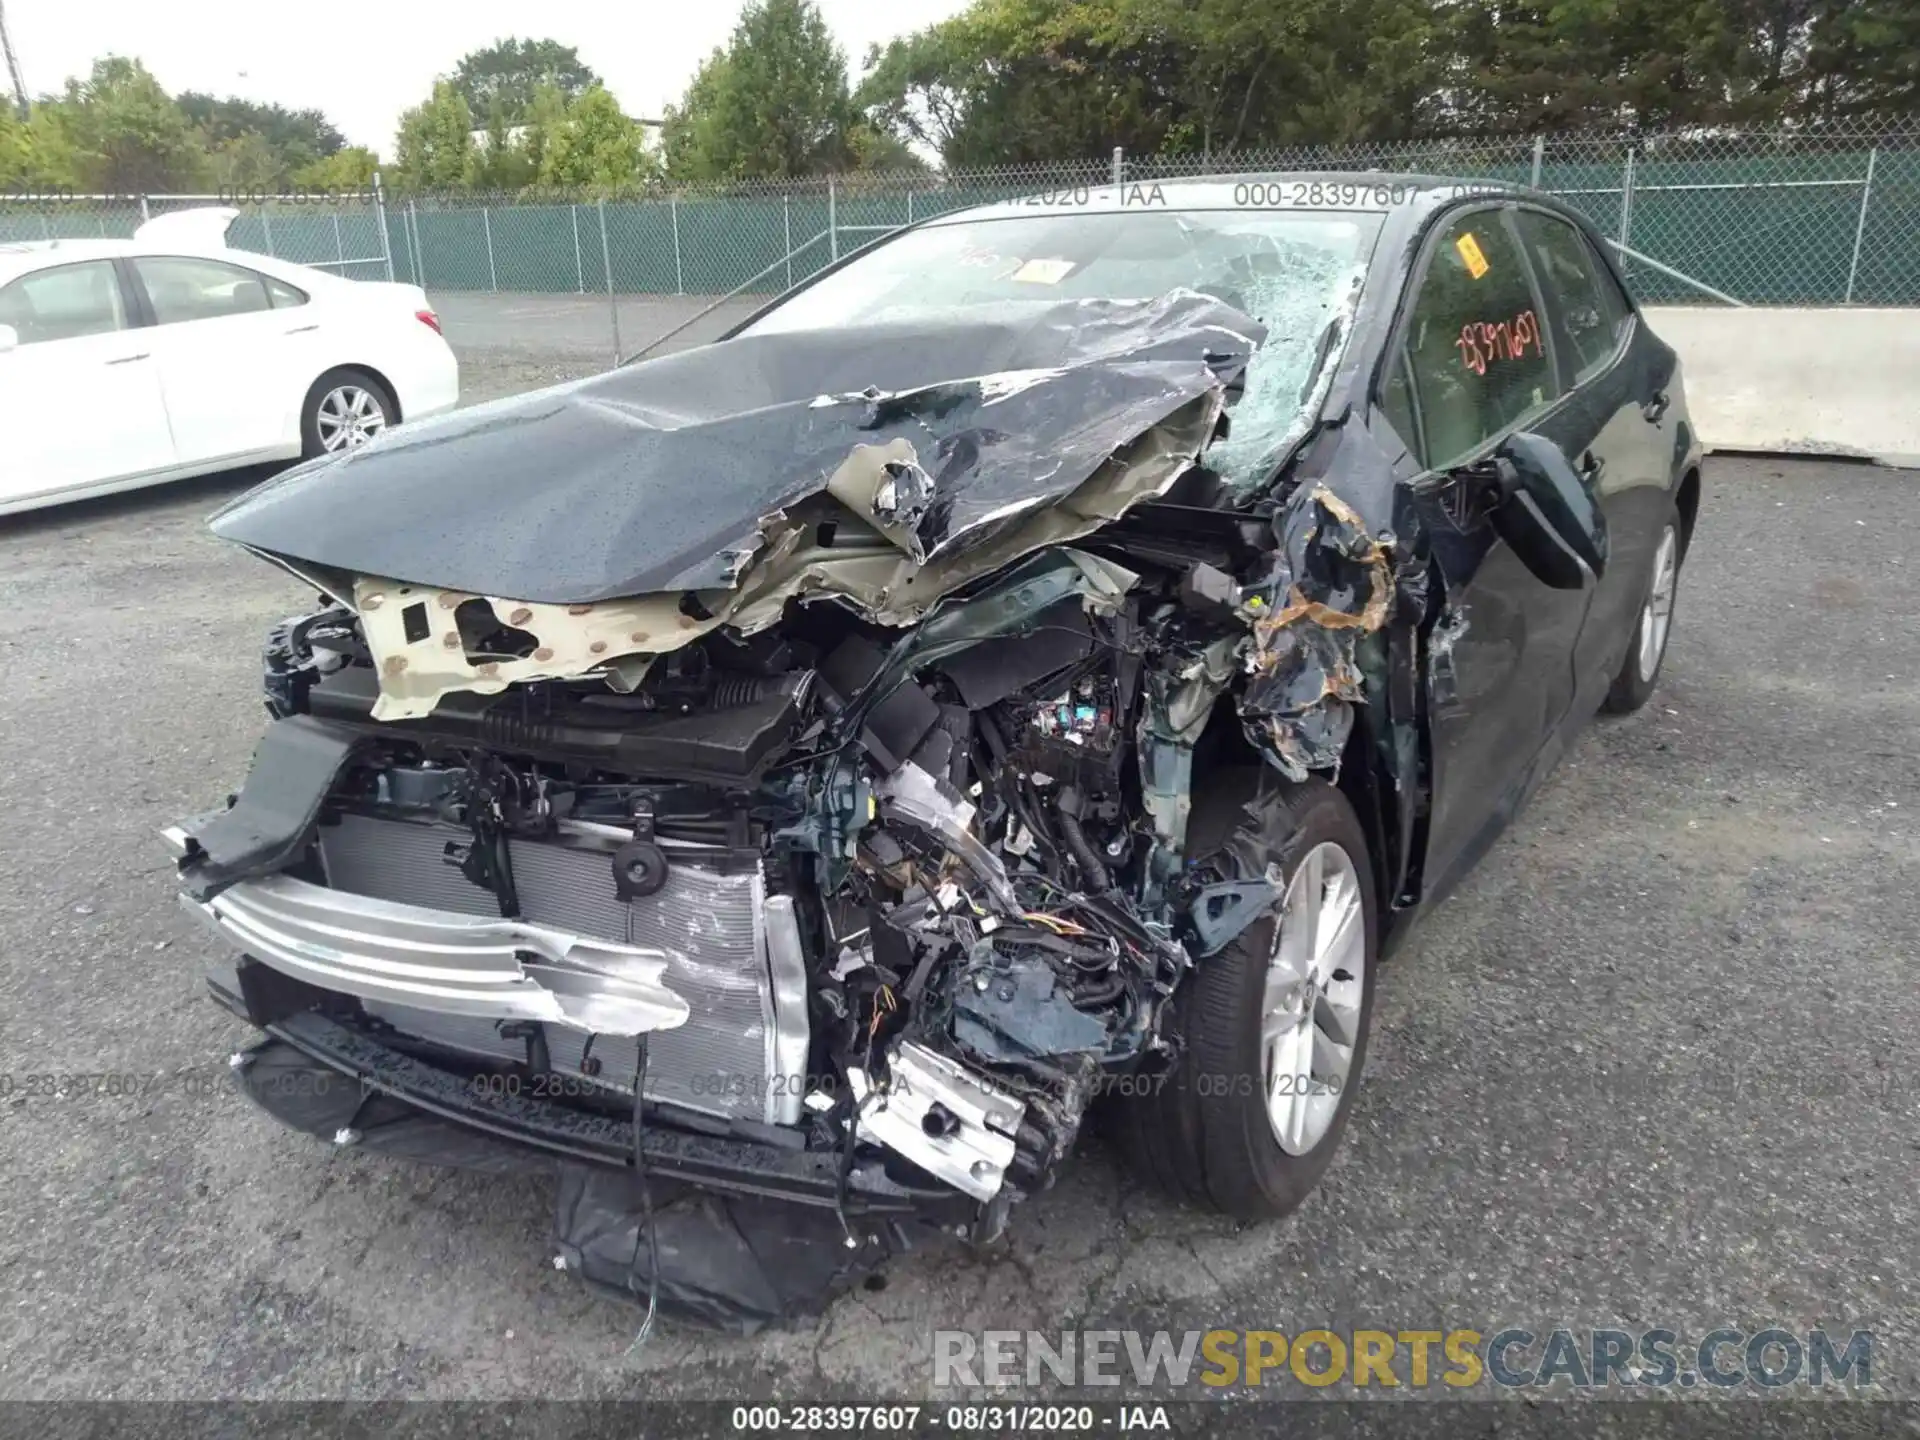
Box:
1603 502 1685 714
300 368 397 460
1637 525 1680 683
315 384 389 452
1114 773 1377 1219
1260 841 1366 1155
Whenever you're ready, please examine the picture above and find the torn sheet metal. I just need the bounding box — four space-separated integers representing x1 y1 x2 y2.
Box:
351 406 1196 721
208 290 1264 606
1237 485 1397 780
353 581 668 720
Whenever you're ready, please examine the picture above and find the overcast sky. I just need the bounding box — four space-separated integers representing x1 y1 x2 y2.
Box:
7 0 970 151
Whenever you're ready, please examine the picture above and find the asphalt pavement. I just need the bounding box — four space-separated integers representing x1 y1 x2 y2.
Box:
0 346 1913 1402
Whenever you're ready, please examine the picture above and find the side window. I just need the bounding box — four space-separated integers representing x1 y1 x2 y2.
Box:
1514 211 1624 384
0 261 128 345
1377 345 1424 464
1587 239 1633 340
134 256 273 325
265 276 309 308
1400 210 1559 470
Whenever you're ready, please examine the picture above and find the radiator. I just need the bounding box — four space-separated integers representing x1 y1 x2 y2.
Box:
314 811 806 1125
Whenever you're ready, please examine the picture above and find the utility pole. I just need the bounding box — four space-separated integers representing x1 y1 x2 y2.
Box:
0 0 28 120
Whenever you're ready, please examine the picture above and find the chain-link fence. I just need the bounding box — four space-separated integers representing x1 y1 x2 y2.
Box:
3 118 1915 365
0 190 399 283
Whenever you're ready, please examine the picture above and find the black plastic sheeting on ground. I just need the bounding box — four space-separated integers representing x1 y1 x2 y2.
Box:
554 1168 939 1337
209 291 1261 604
234 1038 950 1335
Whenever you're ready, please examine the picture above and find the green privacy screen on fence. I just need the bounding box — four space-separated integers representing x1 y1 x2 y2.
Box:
5 121 1916 307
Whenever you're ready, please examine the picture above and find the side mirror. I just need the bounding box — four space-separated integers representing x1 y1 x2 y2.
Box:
1470 431 1608 590
0 324 17 354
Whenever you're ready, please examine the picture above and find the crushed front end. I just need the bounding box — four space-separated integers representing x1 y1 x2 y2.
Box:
172 544 1240 1228
167 291 1419 1329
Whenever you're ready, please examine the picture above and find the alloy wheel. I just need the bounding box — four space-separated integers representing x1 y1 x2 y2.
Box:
1637 525 1680 682
315 385 388 452
1259 841 1366 1155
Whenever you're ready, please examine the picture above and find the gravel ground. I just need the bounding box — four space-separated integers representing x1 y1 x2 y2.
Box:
0 376 1913 1406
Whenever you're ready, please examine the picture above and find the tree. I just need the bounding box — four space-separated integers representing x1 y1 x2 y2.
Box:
452 38 599 126
207 129 280 190
845 119 930 172
1444 0 1748 131
518 81 571 182
0 103 28 183
858 0 1450 164
177 93 344 181
474 96 534 190
392 79 476 189
289 145 380 190
540 84 651 188
662 0 854 179
46 56 209 191
1795 0 1919 118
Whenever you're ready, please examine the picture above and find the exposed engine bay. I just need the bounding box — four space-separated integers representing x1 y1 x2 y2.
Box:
182 525 1309 1214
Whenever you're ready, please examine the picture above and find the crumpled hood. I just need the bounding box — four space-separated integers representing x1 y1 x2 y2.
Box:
211 290 1265 605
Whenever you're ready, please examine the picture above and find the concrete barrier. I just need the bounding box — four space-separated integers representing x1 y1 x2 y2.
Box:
1644 306 1920 468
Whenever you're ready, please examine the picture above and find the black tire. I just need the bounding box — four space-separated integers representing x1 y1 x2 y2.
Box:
1601 503 1684 715
1115 770 1377 1219
299 367 397 459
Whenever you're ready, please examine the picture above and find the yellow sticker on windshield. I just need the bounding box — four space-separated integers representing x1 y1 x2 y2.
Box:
1455 232 1491 279
1012 257 1076 285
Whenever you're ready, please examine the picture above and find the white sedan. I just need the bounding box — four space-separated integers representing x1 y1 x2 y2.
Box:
0 209 458 516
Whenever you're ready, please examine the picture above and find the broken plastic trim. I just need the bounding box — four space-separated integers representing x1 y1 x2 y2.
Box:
875 762 1018 914
1186 875 1286 957
187 875 691 1037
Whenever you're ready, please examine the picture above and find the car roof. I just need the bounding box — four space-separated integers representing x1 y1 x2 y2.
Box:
0 238 132 283
0 236 330 288
933 171 1528 225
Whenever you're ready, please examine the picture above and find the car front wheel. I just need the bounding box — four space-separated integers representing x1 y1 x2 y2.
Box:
301 368 396 458
1116 772 1377 1219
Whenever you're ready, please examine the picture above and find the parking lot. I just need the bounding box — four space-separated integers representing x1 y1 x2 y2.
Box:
0 313 1915 1402
433 291 762 405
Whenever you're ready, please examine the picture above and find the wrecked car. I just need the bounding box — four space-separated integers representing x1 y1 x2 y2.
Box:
167 176 1700 1331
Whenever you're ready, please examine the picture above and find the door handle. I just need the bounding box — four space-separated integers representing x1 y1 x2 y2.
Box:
1641 390 1670 424
105 352 150 365
282 324 319 335
1578 450 1606 484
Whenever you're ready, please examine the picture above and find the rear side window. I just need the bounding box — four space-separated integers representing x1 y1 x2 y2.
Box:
265 276 309 308
134 256 273 324
0 260 128 345
1397 210 1560 470
1515 211 1627 384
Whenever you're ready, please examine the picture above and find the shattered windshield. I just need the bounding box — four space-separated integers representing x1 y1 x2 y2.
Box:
743 206 1383 487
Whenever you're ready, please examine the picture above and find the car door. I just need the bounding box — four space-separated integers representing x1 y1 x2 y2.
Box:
1372 204 1592 895
128 254 311 465
0 258 174 505
1510 208 1671 713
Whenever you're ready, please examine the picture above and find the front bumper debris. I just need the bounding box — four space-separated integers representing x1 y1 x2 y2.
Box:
186 874 690 1036
855 1041 1025 1202
227 1022 961 1336
222 997 969 1217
